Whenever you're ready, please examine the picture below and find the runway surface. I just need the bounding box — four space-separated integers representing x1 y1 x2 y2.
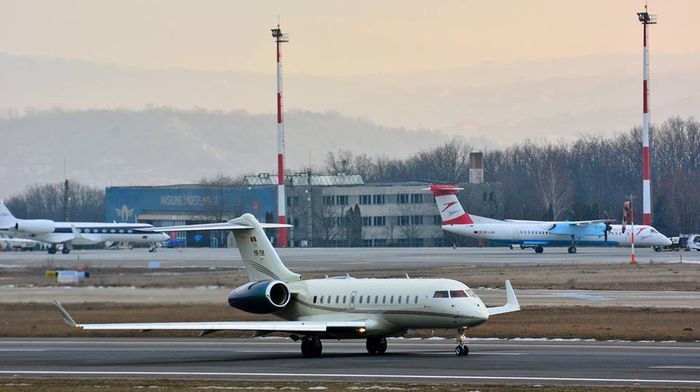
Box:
1 246 697 270
1 338 699 386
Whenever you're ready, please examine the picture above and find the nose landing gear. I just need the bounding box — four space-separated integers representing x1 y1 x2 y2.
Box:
455 326 469 357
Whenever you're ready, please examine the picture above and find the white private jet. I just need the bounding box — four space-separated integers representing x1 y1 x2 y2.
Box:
430 185 672 254
55 213 520 357
0 200 169 254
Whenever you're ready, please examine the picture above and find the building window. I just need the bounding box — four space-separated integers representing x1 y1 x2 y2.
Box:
336 195 348 206
398 216 410 226
434 215 442 225
373 194 385 205
362 216 372 226
323 196 335 205
410 194 423 204
287 196 299 207
482 192 488 202
373 216 386 226
397 194 409 204
359 195 371 205
411 215 423 225
374 239 387 247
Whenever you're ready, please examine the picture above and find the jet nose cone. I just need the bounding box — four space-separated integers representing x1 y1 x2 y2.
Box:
662 236 672 246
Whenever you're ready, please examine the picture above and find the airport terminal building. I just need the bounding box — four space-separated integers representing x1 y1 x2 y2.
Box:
105 174 503 248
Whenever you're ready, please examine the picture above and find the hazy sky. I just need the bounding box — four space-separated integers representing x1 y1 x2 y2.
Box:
2 0 699 76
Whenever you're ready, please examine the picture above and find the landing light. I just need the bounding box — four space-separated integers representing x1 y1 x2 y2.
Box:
357 327 366 334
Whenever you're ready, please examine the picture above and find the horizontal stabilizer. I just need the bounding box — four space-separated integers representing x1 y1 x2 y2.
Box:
150 221 292 233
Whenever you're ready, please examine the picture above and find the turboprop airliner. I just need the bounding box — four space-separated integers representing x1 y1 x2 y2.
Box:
430 185 672 254
55 213 520 357
0 201 169 254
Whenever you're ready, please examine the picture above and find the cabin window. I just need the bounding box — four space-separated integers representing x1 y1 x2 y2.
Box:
382 295 386 304
375 295 379 304
342 295 347 304
335 295 340 303
433 291 449 298
327 295 332 304
359 295 363 304
320 296 324 304
406 295 410 304
450 290 469 298
414 296 419 304
390 295 394 304
313 296 317 304
398 296 402 304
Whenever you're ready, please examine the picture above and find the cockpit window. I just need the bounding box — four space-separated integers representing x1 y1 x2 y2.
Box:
433 290 449 298
650 229 657 233
449 290 469 298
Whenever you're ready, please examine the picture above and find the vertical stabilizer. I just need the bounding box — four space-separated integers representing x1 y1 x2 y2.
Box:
429 185 474 225
0 201 18 229
231 214 301 282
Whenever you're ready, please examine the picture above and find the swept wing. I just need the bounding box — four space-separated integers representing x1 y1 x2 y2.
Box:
55 300 365 333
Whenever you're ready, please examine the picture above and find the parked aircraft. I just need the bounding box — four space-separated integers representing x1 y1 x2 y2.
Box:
0 201 169 254
55 213 520 357
430 185 672 253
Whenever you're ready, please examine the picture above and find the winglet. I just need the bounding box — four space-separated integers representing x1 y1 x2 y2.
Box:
486 280 521 316
53 300 79 328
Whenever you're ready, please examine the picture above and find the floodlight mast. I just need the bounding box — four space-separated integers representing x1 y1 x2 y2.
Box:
271 24 289 247
637 5 656 226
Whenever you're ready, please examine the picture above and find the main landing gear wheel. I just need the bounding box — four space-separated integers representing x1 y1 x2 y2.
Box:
455 326 469 357
567 246 577 254
61 246 71 254
534 245 544 254
366 337 387 355
300 336 322 358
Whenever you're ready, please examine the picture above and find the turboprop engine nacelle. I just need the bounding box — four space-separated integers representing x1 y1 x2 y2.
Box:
227 280 291 314
15 219 55 235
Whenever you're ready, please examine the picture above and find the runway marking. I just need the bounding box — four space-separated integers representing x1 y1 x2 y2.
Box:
0 349 46 352
0 370 698 385
650 366 700 370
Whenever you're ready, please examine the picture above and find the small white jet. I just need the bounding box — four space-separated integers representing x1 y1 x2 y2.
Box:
55 213 520 357
0 200 169 254
430 185 672 254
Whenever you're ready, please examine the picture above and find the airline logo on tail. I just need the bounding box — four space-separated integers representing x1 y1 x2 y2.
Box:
429 185 474 225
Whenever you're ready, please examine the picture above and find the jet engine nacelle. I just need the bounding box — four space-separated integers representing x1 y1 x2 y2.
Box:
15 219 55 235
227 280 291 314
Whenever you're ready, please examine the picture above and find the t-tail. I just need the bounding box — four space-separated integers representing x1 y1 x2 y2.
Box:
151 213 300 283
429 185 474 225
0 200 18 230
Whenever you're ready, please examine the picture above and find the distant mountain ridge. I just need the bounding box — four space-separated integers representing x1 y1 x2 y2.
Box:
0 108 453 198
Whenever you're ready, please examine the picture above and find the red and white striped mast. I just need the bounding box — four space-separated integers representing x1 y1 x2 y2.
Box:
637 4 656 226
271 22 289 247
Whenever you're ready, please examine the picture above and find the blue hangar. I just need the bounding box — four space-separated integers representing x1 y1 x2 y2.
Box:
105 185 277 248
